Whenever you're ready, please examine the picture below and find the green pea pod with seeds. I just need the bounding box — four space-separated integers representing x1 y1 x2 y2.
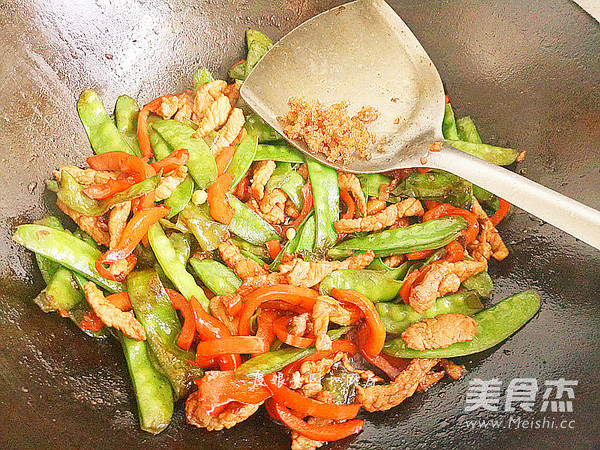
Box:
245 29 273 77
193 68 214 90
168 232 192 265
331 216 468 258
229 236 271 260
391 171 472 209
319 270 402 303
32 216 64 283
228 194 280 245
117 332 174 434
148 120 175 160
77 90 137 155
254 143 304 162
152 119 217 188
383 289 541 357
375 291 484 335
366 258 411 280
164 175 194 218
226 135 258 188
447 140 519 166
305 157 338 254
234 326 352 379
147 223 210 310
34 267 85 313
244 113 283 143
270 212 314 271
127 269 203 399
295 214 316 257
461 270 494 298
178 203 228 252
114 95 142 157
357 173 391 198
229 60 248 81
265 162 305 209
13 224 125 293
321 363 360 405
442 103 460 140
456 116 482 143
189 258 241 296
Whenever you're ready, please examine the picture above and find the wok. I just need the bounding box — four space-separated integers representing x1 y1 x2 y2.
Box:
0 0 599 448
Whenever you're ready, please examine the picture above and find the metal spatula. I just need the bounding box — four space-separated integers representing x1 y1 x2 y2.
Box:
241 0 600 250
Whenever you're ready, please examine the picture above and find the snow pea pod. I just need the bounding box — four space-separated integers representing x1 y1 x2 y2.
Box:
366 259 411 280
34 267 85 313
228 194 280 245
119 333 174 434
321 363 360 405
13 224 125 293
245 29 272 77
152 120 217 188
447 140 519 166
331 216 468 258
57 170 160 216
383 289 541 357
229 60 247 80
391 171 472 209
234 326 351 379
77 90 137 155
375 291 484 335
265 162 305 209
168 232 192 265
456 116 482 143
226 135 258 188
148 120 174 160
178 203 228 252
147 223 210 309
254 143 304 162
294 214 316 258
305 157 338 254
319 270 402 303
127 270 203 399
114 95 142 157
192 68 214 90
229 236 270 260
270 212 314 271
442 103 460 140
357 173 391 198
164 175 194 219
189 258 241 296
33 216 64 283
244 113 283 143
461 270 494 298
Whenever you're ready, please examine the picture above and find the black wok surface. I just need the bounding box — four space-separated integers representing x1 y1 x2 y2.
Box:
1 0 599 448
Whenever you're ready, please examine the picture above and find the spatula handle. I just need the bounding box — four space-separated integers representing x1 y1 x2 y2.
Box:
428 141 600 250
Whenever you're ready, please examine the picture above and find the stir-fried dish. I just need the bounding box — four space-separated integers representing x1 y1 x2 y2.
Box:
13 29 540 449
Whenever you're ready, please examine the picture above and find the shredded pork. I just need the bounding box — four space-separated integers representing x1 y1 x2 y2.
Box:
333 198 423 233
401 314 478 350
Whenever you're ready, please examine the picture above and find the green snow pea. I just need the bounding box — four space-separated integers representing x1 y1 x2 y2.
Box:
147 223 209 309
148 120 174 160
34 267 84 313
229 236 271 260
456 116 482 143
265 162 305 209
244 113 283 143
168 232 192 265
228 194 280 245
270 213 314 271
245 29 273 77
391 171 473 209
32 216 64 283
321 363 360 405
442 103 460 140
152 120 217 188
127 270 203 399
383 289 541 357
193 68 214 90
119 333 174 434
178 203 228 252
189 258 241 296
229 60 248 81
254 143 304 162
357 173 391 198
294 214 316 258
461 270 494 298
331 216 468 258
234 326 351 379
319 270 402 303
114 95 142 157
366 259 411 280
375 291 484 335
13 224 125 293
305 157 338 254
77 90 136 155
447 140 519 166
164 175 194 218
226 135 258 188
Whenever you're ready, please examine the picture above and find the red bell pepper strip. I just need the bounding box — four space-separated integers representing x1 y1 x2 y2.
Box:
82 178 135 200
80 310 104 331
268 400 364 442
444 240 464 263
357 325 409 379
330 289 386 356
133 162 158 213
253 310 279 357
272 316 315 349
105 292 132 311
166 288 196 351
238 285 319 336
339 190 355 220
405 249 435 260
194 336 269 358
264 372 361 420
260 300 310 315
137 96 166 161
151 148 189 174
423 202 479 244
215 145 236 176
87 151 148 181
400 269 421 304
100 206 170 263
189 296 241 371
282 182 313 237
266 239 282 260
207 172 235 225
195 370 271 415
490 198 511 226
95 254 137 282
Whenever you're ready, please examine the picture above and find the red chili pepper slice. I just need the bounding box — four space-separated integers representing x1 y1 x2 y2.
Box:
166 288 196 351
